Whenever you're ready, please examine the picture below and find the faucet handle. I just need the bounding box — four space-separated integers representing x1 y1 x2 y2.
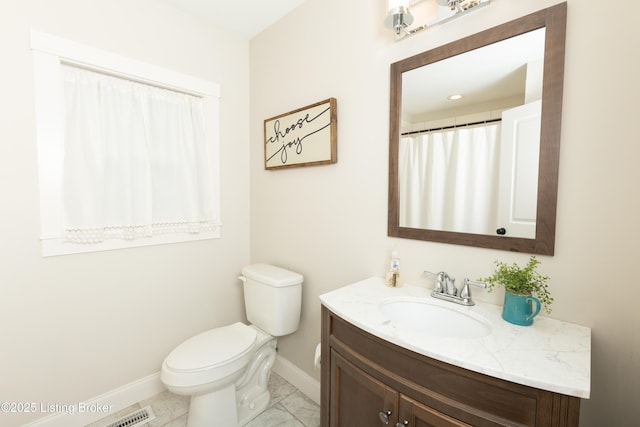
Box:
460 278 487 300
466 278 487 288
423 270 443 293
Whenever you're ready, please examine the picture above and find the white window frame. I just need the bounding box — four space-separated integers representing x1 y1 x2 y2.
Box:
30 30 221 257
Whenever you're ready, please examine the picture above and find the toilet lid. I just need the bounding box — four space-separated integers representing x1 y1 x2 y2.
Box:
165 323 257 372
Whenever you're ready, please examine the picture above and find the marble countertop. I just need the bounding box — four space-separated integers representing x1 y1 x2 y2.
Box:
319 276 591 399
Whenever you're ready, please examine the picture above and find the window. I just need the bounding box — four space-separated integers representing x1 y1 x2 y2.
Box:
31 30 221 256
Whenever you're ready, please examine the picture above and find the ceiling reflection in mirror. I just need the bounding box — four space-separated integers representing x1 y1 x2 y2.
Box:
399 28 545 239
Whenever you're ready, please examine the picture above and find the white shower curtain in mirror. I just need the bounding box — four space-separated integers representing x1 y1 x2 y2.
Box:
399 124 501 235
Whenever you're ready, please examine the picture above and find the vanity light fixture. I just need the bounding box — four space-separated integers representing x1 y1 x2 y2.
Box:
385 0 491 41
384 0 414 36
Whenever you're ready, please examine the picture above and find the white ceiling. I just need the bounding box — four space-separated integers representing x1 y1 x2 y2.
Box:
157 0 306 39
402 28 546 121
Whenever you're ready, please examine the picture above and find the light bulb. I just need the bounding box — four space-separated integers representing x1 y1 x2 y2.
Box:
388 0 409 10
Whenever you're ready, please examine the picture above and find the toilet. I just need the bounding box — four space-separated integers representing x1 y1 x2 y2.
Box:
160 264 303 427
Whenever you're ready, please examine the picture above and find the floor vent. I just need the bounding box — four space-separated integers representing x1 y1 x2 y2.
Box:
105 406 155 427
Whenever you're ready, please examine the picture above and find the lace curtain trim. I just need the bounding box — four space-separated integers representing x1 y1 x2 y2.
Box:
65 221 219 244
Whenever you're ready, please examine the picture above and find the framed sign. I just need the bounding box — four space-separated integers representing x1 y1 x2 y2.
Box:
264 98 337 170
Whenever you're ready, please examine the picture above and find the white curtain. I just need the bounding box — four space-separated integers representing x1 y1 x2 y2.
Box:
62 64 216 242
399 124 501 235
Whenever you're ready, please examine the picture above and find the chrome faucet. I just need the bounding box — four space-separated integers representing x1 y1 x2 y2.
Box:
436 272 457 296
425 271 487 306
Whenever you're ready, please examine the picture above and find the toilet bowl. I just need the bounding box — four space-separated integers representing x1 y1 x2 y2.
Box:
161 323 276 426
160 264 303 427
161 322 257 396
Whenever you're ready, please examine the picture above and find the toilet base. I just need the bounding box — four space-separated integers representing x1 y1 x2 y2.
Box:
236 330 277 426
187 383 237 427
237 387 270 426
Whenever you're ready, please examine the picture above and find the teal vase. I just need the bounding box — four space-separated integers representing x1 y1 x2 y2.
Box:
502 291 541 326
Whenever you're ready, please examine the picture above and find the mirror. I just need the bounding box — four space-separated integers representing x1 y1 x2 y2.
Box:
388 3 566 255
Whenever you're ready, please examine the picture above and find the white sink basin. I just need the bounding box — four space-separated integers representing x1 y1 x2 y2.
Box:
380 298 493 339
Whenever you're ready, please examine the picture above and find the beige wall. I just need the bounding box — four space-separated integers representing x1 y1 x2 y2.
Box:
250 0 640 426
1 1 251 425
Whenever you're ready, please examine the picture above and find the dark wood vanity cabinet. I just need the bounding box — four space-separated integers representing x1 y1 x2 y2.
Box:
321 306 581 427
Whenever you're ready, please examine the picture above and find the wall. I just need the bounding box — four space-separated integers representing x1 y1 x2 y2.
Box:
250 0 640 426
0 1 250 425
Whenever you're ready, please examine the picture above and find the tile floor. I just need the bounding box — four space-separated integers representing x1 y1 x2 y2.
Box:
87 373 320 427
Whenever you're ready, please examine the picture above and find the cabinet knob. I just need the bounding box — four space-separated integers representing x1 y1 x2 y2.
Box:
396 422 409 427
378 410 392 424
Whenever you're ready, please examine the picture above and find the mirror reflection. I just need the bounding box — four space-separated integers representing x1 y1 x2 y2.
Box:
388 3 567 255
399 28 545 239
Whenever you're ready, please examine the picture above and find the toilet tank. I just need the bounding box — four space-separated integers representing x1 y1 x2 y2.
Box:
240 264 303 336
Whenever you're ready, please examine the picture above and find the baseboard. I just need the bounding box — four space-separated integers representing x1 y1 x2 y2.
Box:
272 355 321 405
25 373 165 427
25 357 319 426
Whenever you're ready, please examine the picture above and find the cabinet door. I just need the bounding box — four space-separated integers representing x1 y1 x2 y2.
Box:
330 349 398 426
398 395 473 427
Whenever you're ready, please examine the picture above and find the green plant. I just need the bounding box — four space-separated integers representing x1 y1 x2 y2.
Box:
480 256 553 314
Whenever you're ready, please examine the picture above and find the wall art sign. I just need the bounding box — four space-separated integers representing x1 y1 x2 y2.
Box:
264 98 337 170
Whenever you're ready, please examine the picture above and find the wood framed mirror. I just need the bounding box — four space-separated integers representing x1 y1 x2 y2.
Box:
388 3 566 255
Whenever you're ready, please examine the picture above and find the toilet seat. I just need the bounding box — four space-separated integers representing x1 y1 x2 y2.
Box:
161 322 257 388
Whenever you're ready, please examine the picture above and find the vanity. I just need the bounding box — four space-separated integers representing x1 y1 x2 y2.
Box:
319 277 590 427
